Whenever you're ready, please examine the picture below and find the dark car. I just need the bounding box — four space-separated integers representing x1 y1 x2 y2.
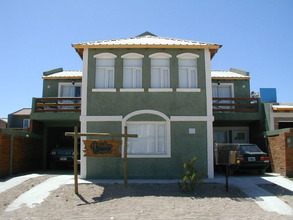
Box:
50 147 78 169
214 143 270 174
237 143 270 174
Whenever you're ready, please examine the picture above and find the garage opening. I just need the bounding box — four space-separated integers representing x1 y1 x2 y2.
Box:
279 122 293 129
47 127 79 169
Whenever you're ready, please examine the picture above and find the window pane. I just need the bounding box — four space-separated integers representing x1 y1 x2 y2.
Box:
179 68 188 88
151 68 161 88
135 69 142 88
179 59 196 67
107 69 114 88
96 58 114 67
96 68 105 88
123 68 133 88
151 58 169 67
127 122 167 155
190 70 196 88
162 69 169 88
124 59 142 67
157 125 166 153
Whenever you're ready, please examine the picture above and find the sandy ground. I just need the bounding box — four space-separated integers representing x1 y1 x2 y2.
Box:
0 173 293 220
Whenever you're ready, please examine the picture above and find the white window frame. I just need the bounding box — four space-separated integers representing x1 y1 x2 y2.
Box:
58 82 82 97
23 119 30 130
122 110 171 158
93 53 117 92
121 53 144 91
212 83 234 109
126 121 168 157
176 53 199 92
149 53 172 92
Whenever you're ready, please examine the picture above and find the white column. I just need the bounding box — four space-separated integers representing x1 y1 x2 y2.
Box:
204 49 215 179
80 48 88 179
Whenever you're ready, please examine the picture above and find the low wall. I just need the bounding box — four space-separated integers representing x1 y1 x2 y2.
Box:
0 129 43 178
267 128 293 177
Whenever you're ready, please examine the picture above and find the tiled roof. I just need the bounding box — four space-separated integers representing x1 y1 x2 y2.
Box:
43 70 82 79
72 32 221 59
12 108 31 116
74 33 219 47
43 70 248 79
211 71 250 79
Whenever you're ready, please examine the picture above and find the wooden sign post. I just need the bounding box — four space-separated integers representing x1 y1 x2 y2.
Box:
65 126 137 194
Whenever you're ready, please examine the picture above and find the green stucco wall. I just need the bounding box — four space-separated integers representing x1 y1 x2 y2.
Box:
86 48 207 117
85 120 208 179
83 47 210 179
42 79 82 97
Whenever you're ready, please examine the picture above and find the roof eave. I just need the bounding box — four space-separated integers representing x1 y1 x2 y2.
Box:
72 44 222 60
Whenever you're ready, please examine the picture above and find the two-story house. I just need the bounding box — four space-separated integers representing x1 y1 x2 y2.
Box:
70 32 221 179
30 32 265 179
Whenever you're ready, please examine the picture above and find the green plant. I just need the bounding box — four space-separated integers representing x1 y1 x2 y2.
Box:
179 157 205 193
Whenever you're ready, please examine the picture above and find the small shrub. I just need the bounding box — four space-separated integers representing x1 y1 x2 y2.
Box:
179 157 205 193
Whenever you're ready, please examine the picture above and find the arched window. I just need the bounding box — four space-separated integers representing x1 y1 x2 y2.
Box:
149 53 172 88
122 53 144 88
94 53 117 88
177 53 199 88
123 110 171 158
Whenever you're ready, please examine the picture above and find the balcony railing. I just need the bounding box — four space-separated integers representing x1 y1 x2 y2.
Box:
213 97 259 112
34 97 81 112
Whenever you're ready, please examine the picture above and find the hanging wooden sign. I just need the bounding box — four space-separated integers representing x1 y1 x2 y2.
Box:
83 140 122 157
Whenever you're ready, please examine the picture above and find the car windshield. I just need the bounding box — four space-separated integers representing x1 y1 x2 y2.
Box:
240 145 262 154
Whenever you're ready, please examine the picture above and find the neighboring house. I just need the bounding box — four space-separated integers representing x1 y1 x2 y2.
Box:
211 68 264 148
0 118 7 129
7 108 31 131
264 103 293 131
30 32 266 179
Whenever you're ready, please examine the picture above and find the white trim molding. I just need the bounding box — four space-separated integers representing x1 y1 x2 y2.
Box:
176 53 199 59
204 48 214 179
92 88 117 92
120 88 144 92
148 88 173 92
94 52 117 59
121 53 144 59
80 116 123 122
176 88 201 93
171 116 214 122
122 110 171 158
149 52 172 58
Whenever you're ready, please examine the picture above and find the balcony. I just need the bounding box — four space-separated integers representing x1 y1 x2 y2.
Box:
213 97 259 112
33 97 81 112
213 97 262 121
31 97 81 122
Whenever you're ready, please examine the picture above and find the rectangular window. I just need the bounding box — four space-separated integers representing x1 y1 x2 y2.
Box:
23 119 30 130
60 84 81 97
127 122 167 156
151 58 170 88
178 59 197 88
123 59 142 88
212 84 233 110
96 58 115 88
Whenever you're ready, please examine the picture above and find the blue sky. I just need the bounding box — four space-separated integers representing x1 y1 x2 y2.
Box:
1 0 292 118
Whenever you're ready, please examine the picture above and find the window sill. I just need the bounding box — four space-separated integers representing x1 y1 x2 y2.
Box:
148 88 173 92
120 88 144 92
92 88 117 92
176 88 201 92
123 154 171 158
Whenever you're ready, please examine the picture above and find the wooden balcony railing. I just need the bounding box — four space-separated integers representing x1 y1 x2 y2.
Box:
34 97 81 112
213 97 259 112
